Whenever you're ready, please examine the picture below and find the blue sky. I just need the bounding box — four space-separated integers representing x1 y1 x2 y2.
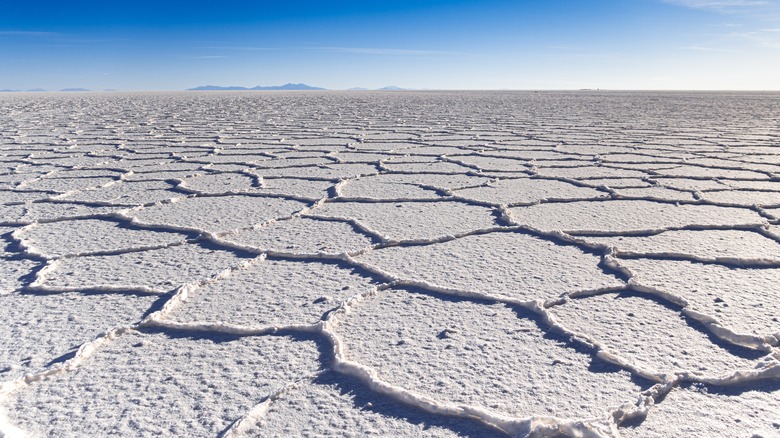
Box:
1 0 779 90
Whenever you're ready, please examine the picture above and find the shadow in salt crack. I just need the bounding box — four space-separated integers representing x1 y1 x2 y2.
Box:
137 326 251 344
311 370 509 438
392 283 509 307
1 228 16 251
2 229 48 285
616 289 768 361
13 260 47 291
195 237 262 259
301 215 386 245
113 217 198 239
136 326 330 361
517 304 658 390
139 321 506 436
44 348 79 367
492 207 512 227
19 288 165 297
620 380 780 430
389 285 656 390
501 226 631 283
140 292 177 320
615 251 780 270
687 379 780 397
261 254 388 310
532 309 657 391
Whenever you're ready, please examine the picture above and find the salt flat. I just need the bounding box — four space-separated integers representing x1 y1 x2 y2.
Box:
1 91 779 437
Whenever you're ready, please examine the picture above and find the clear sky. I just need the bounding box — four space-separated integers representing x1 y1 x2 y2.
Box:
1 0 779 90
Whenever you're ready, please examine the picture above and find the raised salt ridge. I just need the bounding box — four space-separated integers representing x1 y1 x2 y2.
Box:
1 91 779 437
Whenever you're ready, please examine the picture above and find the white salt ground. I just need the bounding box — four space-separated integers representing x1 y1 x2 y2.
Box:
1 91 779 438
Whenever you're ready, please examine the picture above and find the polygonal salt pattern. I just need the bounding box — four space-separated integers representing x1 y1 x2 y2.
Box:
582 229 780 264
17 176 118 193
4 331 321 437
533 166 648 179
179 172 259 194
450 155 531 172
620 258 780 338
613 187 696 202
257 177 336 199
17 201 130 223
223 217 375 255
657 165 769 180
3 91 780 437
357 232 623 302
15 219 187 258
508 200 764 234
549 293 760 379
0 190 56 204
168 259 378 327
0 291 160 379
620 384 780 438
700 189 780 207
363 172 489 192
35 243 250 293
339 174 443 199
453 177 607 205
0 256 38 295
56 180 182 206
579 178 651 188
650 177 730 192
313 200 497 242
246 375 502 437
128 195 309 234
253 163 379 180
335 289 646 420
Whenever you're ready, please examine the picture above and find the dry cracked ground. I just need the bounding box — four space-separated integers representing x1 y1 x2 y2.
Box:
1 91 779 437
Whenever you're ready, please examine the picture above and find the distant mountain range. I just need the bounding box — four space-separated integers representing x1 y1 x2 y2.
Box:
187 83 326 91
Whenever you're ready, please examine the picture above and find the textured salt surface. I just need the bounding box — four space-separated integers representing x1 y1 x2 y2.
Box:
581 229 780 265
620 383 780 438
14 219 186 258
356 232 623 302
0 292 160 380
168 259 378 327
1 91 779 437
4 331 322 437
335 289 645 420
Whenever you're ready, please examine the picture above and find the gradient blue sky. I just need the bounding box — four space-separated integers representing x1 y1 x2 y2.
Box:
1 0 779 90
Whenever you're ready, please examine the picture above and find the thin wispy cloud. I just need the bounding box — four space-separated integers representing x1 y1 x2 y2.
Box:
543 52 618 59
544 46 618 59
547 45 580 51
680 44 738 51
661 0 777 15
727 29 780 47
199 46 278 51
190 55 227 59
311 47 457 56
662 0 770 9
0 31 61 37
